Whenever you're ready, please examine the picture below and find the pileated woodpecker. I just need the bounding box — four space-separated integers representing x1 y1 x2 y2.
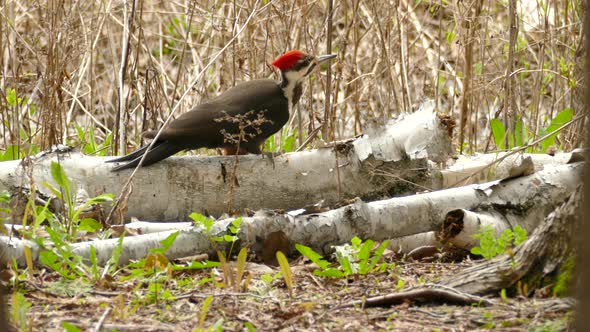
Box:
108 50 336 171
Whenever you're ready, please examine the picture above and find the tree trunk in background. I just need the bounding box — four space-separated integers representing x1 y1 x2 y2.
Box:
575 3 590 329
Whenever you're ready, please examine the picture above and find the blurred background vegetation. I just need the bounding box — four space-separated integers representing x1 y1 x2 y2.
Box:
0 0 584 160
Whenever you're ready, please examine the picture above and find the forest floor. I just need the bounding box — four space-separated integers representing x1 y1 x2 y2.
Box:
16 254 574 331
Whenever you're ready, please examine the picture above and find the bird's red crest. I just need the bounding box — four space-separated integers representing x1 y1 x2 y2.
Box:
272 50 306 71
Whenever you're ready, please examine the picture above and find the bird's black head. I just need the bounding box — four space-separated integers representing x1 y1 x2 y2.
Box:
272 50 336 106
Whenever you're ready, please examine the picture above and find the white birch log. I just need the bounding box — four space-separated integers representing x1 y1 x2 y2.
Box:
0 236 40 266
0 105 451 221
441 186 581 295
0 221 192 236
440 152 572 188
1 162 580 266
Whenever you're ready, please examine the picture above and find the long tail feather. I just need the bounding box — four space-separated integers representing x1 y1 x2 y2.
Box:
109 141 183 172
105 145 149 163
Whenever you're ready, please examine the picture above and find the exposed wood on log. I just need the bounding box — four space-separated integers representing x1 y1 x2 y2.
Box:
439 209 514 249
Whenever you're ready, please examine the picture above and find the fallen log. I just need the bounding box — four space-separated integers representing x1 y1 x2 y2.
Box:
437 156 581 250
0 105 451 221
1 162 580 266
440 185 581 295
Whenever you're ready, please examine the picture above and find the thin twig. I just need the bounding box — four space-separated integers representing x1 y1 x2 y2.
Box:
335 284 491 309
321 0 333 141
295 124 323 152
92 307 112 332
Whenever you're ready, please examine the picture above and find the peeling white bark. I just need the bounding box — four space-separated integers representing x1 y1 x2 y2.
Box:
122 221 193 234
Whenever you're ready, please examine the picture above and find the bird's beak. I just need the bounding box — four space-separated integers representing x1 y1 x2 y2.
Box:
316 54 337 64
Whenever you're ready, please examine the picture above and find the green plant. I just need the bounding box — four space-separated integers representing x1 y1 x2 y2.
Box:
215 246 250 291
481 311 496 328
144 282 176 305
471 225 528 259
62 321 83 332
446 29 456 44
197 295 214 331
490 108 573 153
264 128 298 153
160 15 191 56
191 213 243 258
43 161 114 239
11 291 31 331
531 318 569 332
173 214 222 271
276 251 293 296
0 191 10 229
191 212 215 234
235 247 249 289
102 234 125 279
295 237 389 278
171 260 220 271
490 118 528 151
500 288 508 303
6 88 23 108
260 272 282 287
38 227 90 280
19 186 119 282
8 258 28 290
0 145 22 161
553 255 575 297
243 322 257 332
219 218 242 258
125 231 179 281
123 232 181 306
537 108 574 152
194 214 245 284
395 279 405 291
2 88 40 161
36 229 122 283
74 125 112 156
